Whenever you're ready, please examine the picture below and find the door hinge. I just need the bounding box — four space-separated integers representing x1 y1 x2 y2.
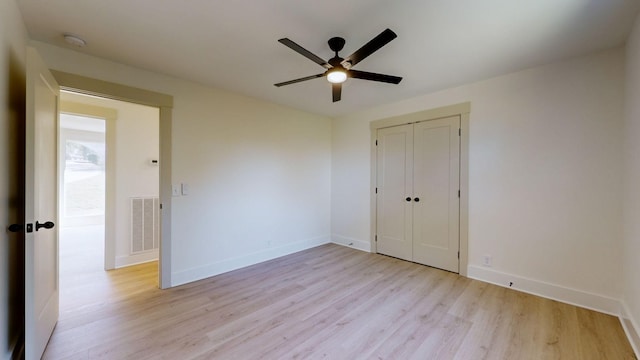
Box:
458 128 461 136
375 139 378 146
375 187 378 194
375 235 378 242
458 251 460 259
160 203 163 210
458 190 460 198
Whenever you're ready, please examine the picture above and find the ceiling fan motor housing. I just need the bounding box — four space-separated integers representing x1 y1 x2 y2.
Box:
328 37 346 53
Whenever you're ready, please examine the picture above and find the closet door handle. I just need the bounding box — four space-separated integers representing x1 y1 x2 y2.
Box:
405 197 411 202
414 197 420 202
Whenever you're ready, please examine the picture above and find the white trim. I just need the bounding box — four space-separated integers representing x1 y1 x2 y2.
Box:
171 236 331 287
467 265 620 316
331 234 372 252
620 301 640 358
115 249 159 269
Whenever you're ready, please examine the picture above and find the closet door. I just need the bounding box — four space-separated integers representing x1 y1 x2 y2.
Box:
412 116 460 272
376 124 413 261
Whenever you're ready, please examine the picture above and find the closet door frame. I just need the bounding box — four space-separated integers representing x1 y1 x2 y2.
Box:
370 102 470 276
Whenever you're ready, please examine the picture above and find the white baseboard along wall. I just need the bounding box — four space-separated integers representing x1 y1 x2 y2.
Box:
469 265 639 358
172 235 331 287
621 301 640 357
115 249 159 269
331 234 371 252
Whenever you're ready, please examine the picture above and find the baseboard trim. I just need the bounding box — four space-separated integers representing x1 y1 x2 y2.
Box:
620 301 640 358
115 249 159 269
331 234 371 252
467 265 620 316
171 235 331 287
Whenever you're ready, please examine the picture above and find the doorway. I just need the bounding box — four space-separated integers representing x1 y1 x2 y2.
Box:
57 91 160 313
51 69 174 288
58 113 107 308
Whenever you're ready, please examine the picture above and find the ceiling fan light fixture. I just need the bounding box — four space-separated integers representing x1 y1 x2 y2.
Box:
275 29 402 101
327 69 347 84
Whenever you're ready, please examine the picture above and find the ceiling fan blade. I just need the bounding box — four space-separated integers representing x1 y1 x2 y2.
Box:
274 73 324 87
341 29 397 68
278 38 331 69
349 70 402 84
332 83 342 102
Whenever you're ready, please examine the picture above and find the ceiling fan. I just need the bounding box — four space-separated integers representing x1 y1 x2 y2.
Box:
274 28 403 102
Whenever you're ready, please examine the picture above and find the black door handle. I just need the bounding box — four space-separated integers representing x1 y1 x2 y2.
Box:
35 221 55 231
405 197 411 202
8 224 22 232
414 197 420 202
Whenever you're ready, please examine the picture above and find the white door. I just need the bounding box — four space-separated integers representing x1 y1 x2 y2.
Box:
375 116 460 273
376 124 413 261
412 117 460 273
25 47 60 360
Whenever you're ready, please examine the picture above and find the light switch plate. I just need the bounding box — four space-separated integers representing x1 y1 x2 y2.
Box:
181 183 189 195
172 185 180 196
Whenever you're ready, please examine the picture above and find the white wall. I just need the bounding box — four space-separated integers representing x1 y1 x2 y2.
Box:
623 12 640 353
168 87 331 284
0 0 28 358
332 48 625 312
32 41 332 286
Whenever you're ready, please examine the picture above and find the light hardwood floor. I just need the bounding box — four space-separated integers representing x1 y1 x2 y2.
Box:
45 243 635 359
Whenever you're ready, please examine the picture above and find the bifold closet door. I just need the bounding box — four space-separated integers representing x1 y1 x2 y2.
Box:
376 124 413 262
412 117 460 273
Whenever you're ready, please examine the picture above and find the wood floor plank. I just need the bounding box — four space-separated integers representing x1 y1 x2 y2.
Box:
43 244 636 359
191 254 409 359
263 261 427 360
367 273 469 359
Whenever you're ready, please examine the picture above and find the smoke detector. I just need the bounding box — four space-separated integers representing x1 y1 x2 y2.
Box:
63 34 86 47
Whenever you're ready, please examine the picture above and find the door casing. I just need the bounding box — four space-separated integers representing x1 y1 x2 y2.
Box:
50 70 174 289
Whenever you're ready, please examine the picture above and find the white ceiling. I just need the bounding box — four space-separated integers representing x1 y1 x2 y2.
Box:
17 0 640 117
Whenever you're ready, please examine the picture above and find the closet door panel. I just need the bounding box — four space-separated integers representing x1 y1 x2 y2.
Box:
376 124 413 261
412 116 460 272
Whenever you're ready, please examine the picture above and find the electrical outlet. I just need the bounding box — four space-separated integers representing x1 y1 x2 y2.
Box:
482 255 492 267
